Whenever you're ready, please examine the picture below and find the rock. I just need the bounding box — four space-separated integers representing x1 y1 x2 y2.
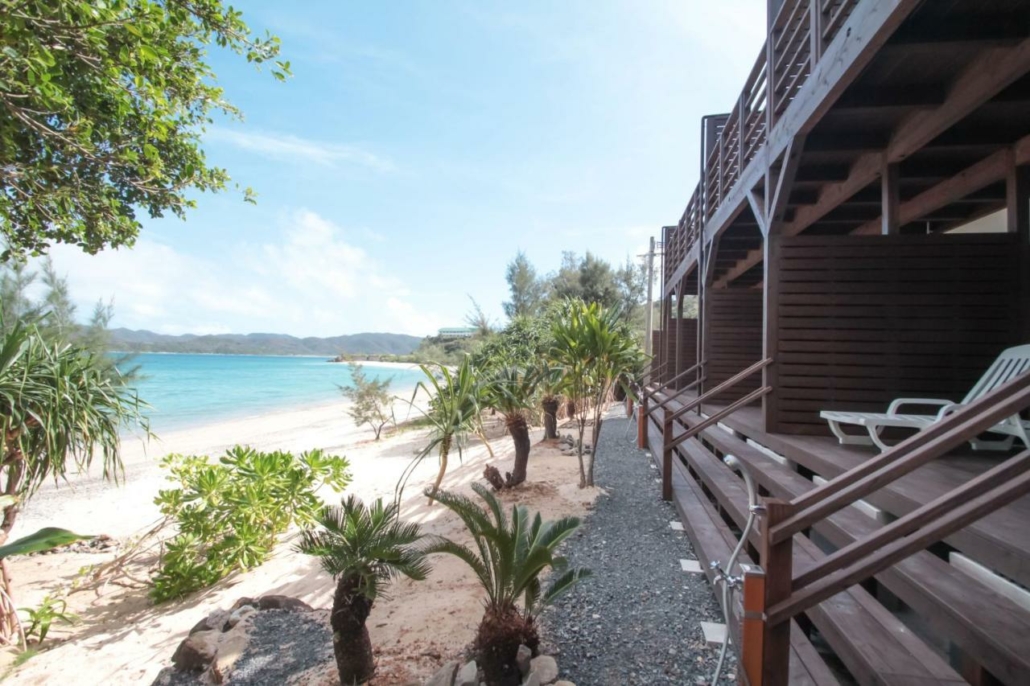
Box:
529 655 558 684
516 644 532 677
256 595 312 612
554 682 576 686
224 605 256 630
172 630 220 672
522 673 541 686
455 660 478 686
229 593 255 609
425 660 459 686
189 609 229 636
212 622 252 679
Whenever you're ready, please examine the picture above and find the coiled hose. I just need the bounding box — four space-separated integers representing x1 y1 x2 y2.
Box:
711 454 760 684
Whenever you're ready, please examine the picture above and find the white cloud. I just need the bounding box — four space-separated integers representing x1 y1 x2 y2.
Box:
45 210 443 337
206 129 395 172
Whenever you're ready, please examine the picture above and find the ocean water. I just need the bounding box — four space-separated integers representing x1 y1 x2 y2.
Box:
120 354 426 433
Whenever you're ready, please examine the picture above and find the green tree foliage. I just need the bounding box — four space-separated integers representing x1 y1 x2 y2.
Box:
339 363 393 440
0 0 290 260
152 446 350 602
401 359 486 504
425 484 590 685
0 320 147 538
502 251 543 319
551 300 645 487
298 496 428 685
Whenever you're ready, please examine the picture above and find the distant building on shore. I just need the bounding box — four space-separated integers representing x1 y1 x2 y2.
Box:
436 327 477 340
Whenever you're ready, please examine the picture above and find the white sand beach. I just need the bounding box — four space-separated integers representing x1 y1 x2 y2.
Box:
4 399 601 685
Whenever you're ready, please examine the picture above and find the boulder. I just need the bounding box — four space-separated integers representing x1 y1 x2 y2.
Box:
425 660 459 686
230 597 256 611
172 630 220 672
455 660 478 686
212 621 253 679
516 644 532 677
554 682 576 686
522 673 541 686
256 595 312 612
224 605 256 630
189 609 229 636
529 656 558 684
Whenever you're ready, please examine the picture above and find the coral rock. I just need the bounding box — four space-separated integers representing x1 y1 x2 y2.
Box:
529 655 558 684
516 644 532 677
172 630 219 672
189 609 229 636
455 660 478 686
425 660 460 686
256 595 313 612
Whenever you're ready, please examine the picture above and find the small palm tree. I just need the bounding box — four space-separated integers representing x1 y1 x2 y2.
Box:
536 361 563 441
425 484 590 686
402 358 486 504
481 365 540 488
298 496 429 685
551 300 645 487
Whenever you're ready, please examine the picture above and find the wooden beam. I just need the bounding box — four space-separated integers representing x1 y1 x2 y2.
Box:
834 84 947 110
747 190 769 236
851 133 1030 235
1007 161 1030 240
881 162 901 234
769 137 806 232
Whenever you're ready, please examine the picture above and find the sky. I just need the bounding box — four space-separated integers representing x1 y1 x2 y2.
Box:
45 0 766 337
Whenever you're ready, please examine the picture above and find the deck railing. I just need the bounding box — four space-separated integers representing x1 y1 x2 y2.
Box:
664 0 860 286
739 371 1030 685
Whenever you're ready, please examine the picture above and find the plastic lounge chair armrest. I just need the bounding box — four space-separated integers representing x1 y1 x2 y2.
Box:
887 398 954 416
934 403 964 420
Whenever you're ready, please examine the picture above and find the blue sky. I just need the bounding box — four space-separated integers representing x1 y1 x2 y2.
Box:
48 0 765 337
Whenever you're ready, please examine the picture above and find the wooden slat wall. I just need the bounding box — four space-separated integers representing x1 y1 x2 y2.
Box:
705 289 764 403
767 233 1025 435
651 330 663 380
675 318 699 389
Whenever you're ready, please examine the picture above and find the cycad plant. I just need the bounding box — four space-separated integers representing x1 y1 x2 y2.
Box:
551 300 645 487
536 361 564 441
298 496 429 685
425 484 591 686
401 358 486 504
481 365 540 489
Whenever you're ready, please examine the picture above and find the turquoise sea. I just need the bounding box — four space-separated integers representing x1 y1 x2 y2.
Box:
121 353 425 433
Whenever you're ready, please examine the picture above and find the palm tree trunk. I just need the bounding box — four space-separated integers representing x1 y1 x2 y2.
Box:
506 418 531 487
331 575 375 684
427 435 452 505
541 398 559 440
575 416 587 488
587 410 603 487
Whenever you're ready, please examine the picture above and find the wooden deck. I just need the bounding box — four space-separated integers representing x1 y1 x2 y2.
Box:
647 393 1030 685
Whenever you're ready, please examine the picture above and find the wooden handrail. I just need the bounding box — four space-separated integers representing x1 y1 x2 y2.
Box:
668 358 772 423
667 385 772 451
647 376 706 416
773 372 1030 543
644 359 706 403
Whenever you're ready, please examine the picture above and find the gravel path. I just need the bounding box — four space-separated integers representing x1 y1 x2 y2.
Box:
539 415 730 686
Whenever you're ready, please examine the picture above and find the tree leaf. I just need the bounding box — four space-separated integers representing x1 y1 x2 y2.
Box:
0 528 94 559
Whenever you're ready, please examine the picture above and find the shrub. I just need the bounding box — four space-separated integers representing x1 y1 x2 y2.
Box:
152 446 350 602
339 363 394 440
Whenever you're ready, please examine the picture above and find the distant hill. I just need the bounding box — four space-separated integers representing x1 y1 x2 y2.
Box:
108 328 423 357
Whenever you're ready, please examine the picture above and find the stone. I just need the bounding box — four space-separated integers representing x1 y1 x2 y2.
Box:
425 660 459 686
224 605 256 630
212 623 252 678
516 644 532 677
172 630 219 672
230 597 256 611
188 609 229 636
528 655 558 684
522 673 541 686
455 660 478 686
554 682 576 686
256 595 313 612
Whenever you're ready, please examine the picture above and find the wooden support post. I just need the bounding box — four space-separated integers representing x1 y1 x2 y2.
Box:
760 499 794 686
674 283 685 389
881 161 900 235
1007 161 1030 241
638 395 649 450
762 232 781 433
809 0 823 65
740 563 767 686
662 407 673 501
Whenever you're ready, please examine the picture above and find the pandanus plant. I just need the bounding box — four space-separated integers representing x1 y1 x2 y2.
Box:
481 365 540 489
401 358 488 504
425 484 591 686
298 496 429 685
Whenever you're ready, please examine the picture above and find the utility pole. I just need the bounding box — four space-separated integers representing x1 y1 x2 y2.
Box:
643 235 656 357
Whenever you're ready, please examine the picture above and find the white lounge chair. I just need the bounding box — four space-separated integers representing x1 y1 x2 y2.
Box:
820 344 1030 452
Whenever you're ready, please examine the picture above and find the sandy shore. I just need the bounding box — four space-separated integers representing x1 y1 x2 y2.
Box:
5 399 600 685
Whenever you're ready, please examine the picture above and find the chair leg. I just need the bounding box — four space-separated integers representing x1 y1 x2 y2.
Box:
867 425 891 452
828 419 874 447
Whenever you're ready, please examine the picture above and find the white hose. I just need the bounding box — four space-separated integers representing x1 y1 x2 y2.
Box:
711 454 759 684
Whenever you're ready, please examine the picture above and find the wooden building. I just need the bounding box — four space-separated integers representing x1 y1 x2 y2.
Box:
646 1 1030 684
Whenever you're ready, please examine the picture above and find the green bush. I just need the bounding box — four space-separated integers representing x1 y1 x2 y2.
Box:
151 446 350 602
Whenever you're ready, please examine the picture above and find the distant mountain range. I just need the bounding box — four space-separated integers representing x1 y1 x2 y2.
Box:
108 328 423 357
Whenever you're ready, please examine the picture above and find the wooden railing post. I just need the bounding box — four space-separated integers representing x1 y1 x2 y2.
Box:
638 395 649 450
760 499 793 685
740 563 767 686
662 406 673 501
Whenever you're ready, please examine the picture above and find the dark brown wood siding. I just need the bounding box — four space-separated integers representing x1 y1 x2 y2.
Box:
675 318 699 389
704 289 764 403
767 233 1026 435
